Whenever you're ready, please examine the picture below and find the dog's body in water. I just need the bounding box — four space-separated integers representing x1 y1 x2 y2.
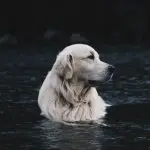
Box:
38 44 115 123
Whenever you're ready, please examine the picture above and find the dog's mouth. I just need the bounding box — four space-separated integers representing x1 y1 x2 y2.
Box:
88 73 114 86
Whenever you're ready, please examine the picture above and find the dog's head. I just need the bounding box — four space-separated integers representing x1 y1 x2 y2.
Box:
53 44 115 86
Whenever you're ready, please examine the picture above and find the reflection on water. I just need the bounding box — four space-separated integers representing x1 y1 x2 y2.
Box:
0 47 150 149
34 120 104 150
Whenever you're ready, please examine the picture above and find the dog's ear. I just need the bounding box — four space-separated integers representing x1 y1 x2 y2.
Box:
64 54 74 79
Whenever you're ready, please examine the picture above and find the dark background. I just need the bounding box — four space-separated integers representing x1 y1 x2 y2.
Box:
0 1 150 46
1 1 150 149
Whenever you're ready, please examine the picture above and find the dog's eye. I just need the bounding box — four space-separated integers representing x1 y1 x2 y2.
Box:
87 54 94 60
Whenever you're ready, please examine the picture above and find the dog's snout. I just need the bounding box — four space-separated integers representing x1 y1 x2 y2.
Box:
108 65 115 73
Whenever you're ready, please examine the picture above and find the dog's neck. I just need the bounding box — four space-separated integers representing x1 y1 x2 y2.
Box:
71 78 90 96
57 75 91 105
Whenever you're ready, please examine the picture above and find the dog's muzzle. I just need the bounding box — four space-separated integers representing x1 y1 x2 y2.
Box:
88 65 115 86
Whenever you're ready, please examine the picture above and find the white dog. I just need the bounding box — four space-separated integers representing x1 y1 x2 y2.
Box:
38 44 115 123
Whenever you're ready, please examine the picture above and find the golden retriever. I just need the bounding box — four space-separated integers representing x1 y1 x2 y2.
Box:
38 44 115 123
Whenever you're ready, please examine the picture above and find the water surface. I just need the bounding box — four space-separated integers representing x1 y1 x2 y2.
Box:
0 46 150 150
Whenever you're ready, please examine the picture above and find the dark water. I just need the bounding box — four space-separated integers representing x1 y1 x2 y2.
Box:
1 46 150 150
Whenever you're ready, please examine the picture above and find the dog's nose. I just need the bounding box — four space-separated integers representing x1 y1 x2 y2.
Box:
108 65 115 74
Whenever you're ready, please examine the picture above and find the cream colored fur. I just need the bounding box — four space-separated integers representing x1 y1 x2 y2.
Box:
38 44 111 122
